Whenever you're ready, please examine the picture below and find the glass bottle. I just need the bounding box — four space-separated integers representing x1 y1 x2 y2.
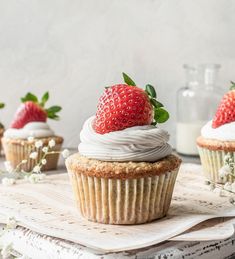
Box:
176 64 223 156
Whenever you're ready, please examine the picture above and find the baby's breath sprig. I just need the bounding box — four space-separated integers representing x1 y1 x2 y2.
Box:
0 137 70 186
206 154 235 205
219 154 235 180
0 216 18 259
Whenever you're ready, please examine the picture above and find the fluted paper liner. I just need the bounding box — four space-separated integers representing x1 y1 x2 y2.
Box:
198 146 235 183
68 169 178 224
2 137 63 172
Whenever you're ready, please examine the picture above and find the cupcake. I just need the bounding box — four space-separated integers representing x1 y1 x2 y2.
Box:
197 82 235 183
2 92 63 171
66 73 181 225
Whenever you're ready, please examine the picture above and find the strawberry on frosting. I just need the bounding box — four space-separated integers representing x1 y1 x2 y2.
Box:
212 81 235 128
93 73 169 134
10 92 62 129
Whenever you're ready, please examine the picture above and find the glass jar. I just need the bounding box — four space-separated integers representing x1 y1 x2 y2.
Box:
176 64 223 156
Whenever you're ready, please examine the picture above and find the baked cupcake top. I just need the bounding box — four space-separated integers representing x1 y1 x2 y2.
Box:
79 73 172 162
4 92 62 139
199 82 235 142
67 153 181 179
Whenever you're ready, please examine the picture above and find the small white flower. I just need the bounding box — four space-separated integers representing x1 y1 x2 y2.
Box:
4 161 14 173
1 243 13 258
6 216 17 229
224 182 232 192
1 177 15 186
219 165 231 178
229 158 233 163
42 146 49 153
33 165 41 173
27 136 34 142
35 140 43 148
24 175 29 180
231 182 235 192
62 149 70 158
38 173 46 180
28 174 38 184
29 152 38 160
28 173 45 184
21 159 27 164
41 159 47 165
48 139 56 148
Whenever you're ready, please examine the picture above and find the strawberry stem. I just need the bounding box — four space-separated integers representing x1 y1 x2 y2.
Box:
230 81 235 90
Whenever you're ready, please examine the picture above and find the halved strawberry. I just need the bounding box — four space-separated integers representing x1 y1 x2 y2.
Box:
10 92 62 129
93 73 169 134
212 81 235 128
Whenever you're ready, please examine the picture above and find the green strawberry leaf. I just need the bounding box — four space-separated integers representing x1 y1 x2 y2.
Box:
0 103 5 109
46 106 62 113
47 113 60 120
150 99 163 108
122 72 136 86
145 84 156 98
21 93 38 103
41 92 49 107
154 108 169 123
46 105 62 120
230 81 235 90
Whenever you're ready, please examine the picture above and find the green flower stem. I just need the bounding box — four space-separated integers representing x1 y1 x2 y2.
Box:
208 180 235 196
14 161 27 174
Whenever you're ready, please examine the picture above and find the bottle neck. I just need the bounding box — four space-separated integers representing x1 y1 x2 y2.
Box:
184 64 220 88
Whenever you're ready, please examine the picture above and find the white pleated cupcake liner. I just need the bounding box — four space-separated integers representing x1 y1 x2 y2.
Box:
2 139 62 172
198 146 235 183
68 169 179 225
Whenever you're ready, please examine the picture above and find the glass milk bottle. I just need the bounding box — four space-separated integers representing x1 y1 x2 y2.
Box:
176 64 222 156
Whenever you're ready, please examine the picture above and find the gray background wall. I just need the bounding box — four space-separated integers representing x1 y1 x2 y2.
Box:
0 0 234 147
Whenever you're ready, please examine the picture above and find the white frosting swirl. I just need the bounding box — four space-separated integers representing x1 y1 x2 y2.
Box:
201 120 235 141
4 122 55 139
78 116 172 162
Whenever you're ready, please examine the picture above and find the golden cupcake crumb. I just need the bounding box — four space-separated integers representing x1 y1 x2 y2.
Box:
66 153 181 180
197 136 235 152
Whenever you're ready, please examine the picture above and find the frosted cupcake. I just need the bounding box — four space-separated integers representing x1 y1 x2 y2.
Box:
66 73 181 225
2 92 63 171
197 82 235 183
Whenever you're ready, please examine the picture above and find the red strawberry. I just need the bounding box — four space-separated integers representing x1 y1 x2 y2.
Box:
10 92 62 129
212 89 235 128
93 84 153 134
11 101 47 129
93 73 170 134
